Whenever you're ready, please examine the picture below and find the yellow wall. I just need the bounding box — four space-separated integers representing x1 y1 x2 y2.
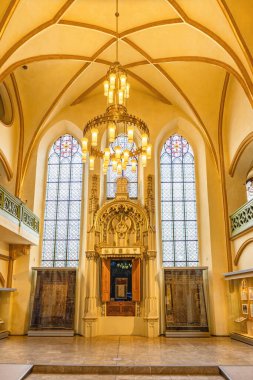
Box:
0 242 9 286
0 76 20 194
0 74 252 337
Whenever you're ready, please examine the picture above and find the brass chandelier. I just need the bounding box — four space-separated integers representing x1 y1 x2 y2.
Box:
81 0 152 174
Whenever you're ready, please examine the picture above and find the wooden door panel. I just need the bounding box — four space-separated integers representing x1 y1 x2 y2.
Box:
101 259 110 302
132 258 140 302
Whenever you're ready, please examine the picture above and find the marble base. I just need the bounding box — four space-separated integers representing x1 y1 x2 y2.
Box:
220 366 253 380
166 331 210 337
231 333 253 346
97 316 146 336
28 330 75 337
83 317 98 338
0 364 32 380
0 330 9 339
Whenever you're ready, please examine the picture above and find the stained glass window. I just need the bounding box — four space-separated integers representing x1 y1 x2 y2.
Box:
246 178 253 201
160 134 199 267
107 134 138 199
42 134 83 267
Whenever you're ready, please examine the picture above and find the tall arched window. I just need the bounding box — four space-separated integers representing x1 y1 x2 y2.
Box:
107 134 138 199
160 134 198 267
42 134 83 267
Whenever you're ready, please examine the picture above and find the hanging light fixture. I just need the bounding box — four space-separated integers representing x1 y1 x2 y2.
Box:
81 0 152 173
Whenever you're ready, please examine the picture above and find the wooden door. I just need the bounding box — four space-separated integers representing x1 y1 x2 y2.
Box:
101 259 110 302
132 258 141 302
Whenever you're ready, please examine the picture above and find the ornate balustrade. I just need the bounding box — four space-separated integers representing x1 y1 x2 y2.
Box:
230 198 253 238
0 185 39 234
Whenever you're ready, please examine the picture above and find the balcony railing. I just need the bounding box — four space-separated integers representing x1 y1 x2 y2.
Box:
230 198 253 238
0 185 39 234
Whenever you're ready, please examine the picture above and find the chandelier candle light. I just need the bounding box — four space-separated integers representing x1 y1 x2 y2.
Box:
81 0 152 174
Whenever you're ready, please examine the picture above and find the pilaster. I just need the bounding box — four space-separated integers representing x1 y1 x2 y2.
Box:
144 250 159 337
83 250 99 337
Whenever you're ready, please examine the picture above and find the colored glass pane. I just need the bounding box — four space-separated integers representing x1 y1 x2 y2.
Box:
42 134 83 267
160 134 199 267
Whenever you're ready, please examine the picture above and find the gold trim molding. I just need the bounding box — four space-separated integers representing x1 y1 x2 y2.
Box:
234 238 253 265
229 132 253 177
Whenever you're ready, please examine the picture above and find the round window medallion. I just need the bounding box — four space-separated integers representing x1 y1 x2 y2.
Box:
0 82 13 125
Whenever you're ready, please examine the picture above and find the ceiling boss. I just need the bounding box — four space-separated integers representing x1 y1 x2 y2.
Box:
81 0 152 175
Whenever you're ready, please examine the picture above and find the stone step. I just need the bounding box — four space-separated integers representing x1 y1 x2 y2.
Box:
0 364 33 380
28 375 224 380
31 365 221 376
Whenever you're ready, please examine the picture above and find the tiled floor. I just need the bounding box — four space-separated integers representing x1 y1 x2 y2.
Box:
0 336 253 367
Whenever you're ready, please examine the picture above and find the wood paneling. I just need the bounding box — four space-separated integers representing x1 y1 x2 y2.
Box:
101 259 110 302
132 258 141 302
107 301 135 316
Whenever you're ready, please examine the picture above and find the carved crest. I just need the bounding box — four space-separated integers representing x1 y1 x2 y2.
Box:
93 178 149 257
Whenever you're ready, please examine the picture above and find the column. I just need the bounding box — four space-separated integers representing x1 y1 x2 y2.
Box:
144 250 159 337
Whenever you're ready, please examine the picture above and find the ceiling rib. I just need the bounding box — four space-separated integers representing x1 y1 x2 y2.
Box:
0 49 253 106
0 149 13 181
2 2 251 102
126 70 172 105
0 17 183 75
0 0 20 39
166 0 253 96
151 56 252 105
217 72 232 271
58 18 183 39
58 19 117 36
216 0 253 72
123 37 219 170
20 37 117 191
155 64 219 170
123 37 205 126
10 72 24 197
119 18 183 37
0 0 76 69
71 68 172 106
0 52 251 107
0 55 113 83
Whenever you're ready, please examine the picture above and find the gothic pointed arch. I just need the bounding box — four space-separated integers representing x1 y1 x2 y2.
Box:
160 133 199 266
41 134 83 267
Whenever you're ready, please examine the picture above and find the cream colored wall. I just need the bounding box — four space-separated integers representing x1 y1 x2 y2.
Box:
221 76 253 274
18 121 86 335
0 242 9 286
223 77 253 171
223 76 253 214
235 238 253 271
11 88 230 336
153 117 228 335
10 254 31 335
0 81 244 336
0 76 20 194
231 228 253 272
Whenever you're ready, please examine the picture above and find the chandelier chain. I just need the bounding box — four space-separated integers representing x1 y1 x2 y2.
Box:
115 0 119 62
81 0 152 173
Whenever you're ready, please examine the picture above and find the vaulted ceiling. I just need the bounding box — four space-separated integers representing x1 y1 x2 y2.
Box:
0 0 252 149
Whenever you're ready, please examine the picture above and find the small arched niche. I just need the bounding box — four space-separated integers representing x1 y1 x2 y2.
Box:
0 82 13 126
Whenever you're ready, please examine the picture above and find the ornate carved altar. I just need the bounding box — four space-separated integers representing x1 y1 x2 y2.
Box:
83 176 159 337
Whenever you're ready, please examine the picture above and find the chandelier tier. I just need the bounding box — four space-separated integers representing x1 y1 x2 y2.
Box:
81 1 152 174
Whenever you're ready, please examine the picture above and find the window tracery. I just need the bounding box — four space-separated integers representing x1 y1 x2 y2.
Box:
160 134 199 267
42 134 83 267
